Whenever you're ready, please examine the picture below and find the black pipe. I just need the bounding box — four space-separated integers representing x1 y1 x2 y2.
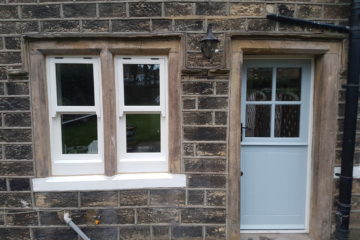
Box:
267 14 350 33
335 1 360 239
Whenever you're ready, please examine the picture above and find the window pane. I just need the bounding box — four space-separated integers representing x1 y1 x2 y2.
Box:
61 114 98 154
276 68 301 101
123 64 160 106
56 64 95 106
245 105 271 137
126 114 160 153
275 105 300 137
246 68 272 101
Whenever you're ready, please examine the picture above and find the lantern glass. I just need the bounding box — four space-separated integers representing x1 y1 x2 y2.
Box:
201 40 218 59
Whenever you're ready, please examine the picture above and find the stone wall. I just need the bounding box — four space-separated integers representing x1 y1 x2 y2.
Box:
0 0 352 239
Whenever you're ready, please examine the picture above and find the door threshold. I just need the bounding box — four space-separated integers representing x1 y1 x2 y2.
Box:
241 233 311 240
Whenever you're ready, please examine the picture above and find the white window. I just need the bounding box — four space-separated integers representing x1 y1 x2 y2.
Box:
47 57 104 175
116 57 168 173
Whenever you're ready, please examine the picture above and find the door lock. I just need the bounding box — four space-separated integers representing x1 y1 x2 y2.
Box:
241 123 252 141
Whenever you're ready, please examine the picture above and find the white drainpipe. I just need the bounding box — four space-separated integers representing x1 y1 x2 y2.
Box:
63 212 92 240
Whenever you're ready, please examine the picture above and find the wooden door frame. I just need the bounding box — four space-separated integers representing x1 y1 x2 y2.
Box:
227 36 345 240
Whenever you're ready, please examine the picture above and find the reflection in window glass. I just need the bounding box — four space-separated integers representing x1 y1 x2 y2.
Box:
245 105 271 137
276 68 301 101
246 68 272 101
61 114 98 154
126 114 160 153
123 64 160 106
275 105 300 137
56 64 95 106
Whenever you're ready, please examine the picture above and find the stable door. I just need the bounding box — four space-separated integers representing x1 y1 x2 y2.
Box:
240 59 312 231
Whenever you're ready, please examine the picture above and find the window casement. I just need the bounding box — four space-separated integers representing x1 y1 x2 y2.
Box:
116 57 168 173
47 57 104 175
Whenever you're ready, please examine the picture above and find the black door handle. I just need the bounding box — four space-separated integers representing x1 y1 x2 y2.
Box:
241 123 252 141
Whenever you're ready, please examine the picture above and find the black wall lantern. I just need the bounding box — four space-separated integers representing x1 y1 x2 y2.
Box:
200 24 220 59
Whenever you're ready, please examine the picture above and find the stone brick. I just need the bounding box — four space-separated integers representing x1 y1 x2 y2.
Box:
297 5 322 19
248 19 276 31
183 98 196 109
196 2 227 16
230 3 264 17
0 6 19 19
175 20 203 32
215 111 227 125
0 52 21 64
0 192 32 207
172 226 203 240
4 112 31 127
0 178 6 191
0 228 30 240
0 67 6 80
6 82 29 95
181 208 226 224
4 37 21 50
206 226 226 240
324 5 350 19
152 19 172 32
184 158 226 173
183 82 214 95
278 4 295 17
279 22 305 32
0 129 31 142
183 143 194 156
80 191 118 207
35 192 78 208
184 127 226 141
188 174 226 188
41 20 80 32
82 20 109 32
0 161 33 176
9 0 36 2
187 190 204 205
196 143 226 156
63 3 96 18
112 19 150 32
150 189 185 206
198 97 228 109
119 190 147 206
82 227 118 240
208 18 247 32
207 190 226 206
5 144 32 159
152 226 169 240
0 21 38 34
187 51 223 68
119 226 150 240
9 178 30 191
137 208 179 224
0 82 4 95
165 2 193 16
216 82 228 95
6 210 38 225
99 3 126 18
22 5 60 18
129 2 162 17
32 228 78 240
183 112 213 125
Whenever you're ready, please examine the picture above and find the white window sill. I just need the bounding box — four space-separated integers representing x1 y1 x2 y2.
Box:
32 173 186 192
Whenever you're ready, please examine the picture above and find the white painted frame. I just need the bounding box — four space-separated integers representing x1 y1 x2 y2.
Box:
240 57 314 234
115 56 168 173
47 56 104 175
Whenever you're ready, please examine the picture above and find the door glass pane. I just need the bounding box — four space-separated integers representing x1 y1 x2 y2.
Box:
61 114 98 154
246 68 272 101
245 105 271 137
276 68 301 101
275 105 300 137
56 64 95 106
126 114 160 153
123 64 160 106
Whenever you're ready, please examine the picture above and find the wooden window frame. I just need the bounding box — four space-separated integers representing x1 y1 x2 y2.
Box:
116 56 168 173
47 56 104 175
228 37 344 240
27 36 183 178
